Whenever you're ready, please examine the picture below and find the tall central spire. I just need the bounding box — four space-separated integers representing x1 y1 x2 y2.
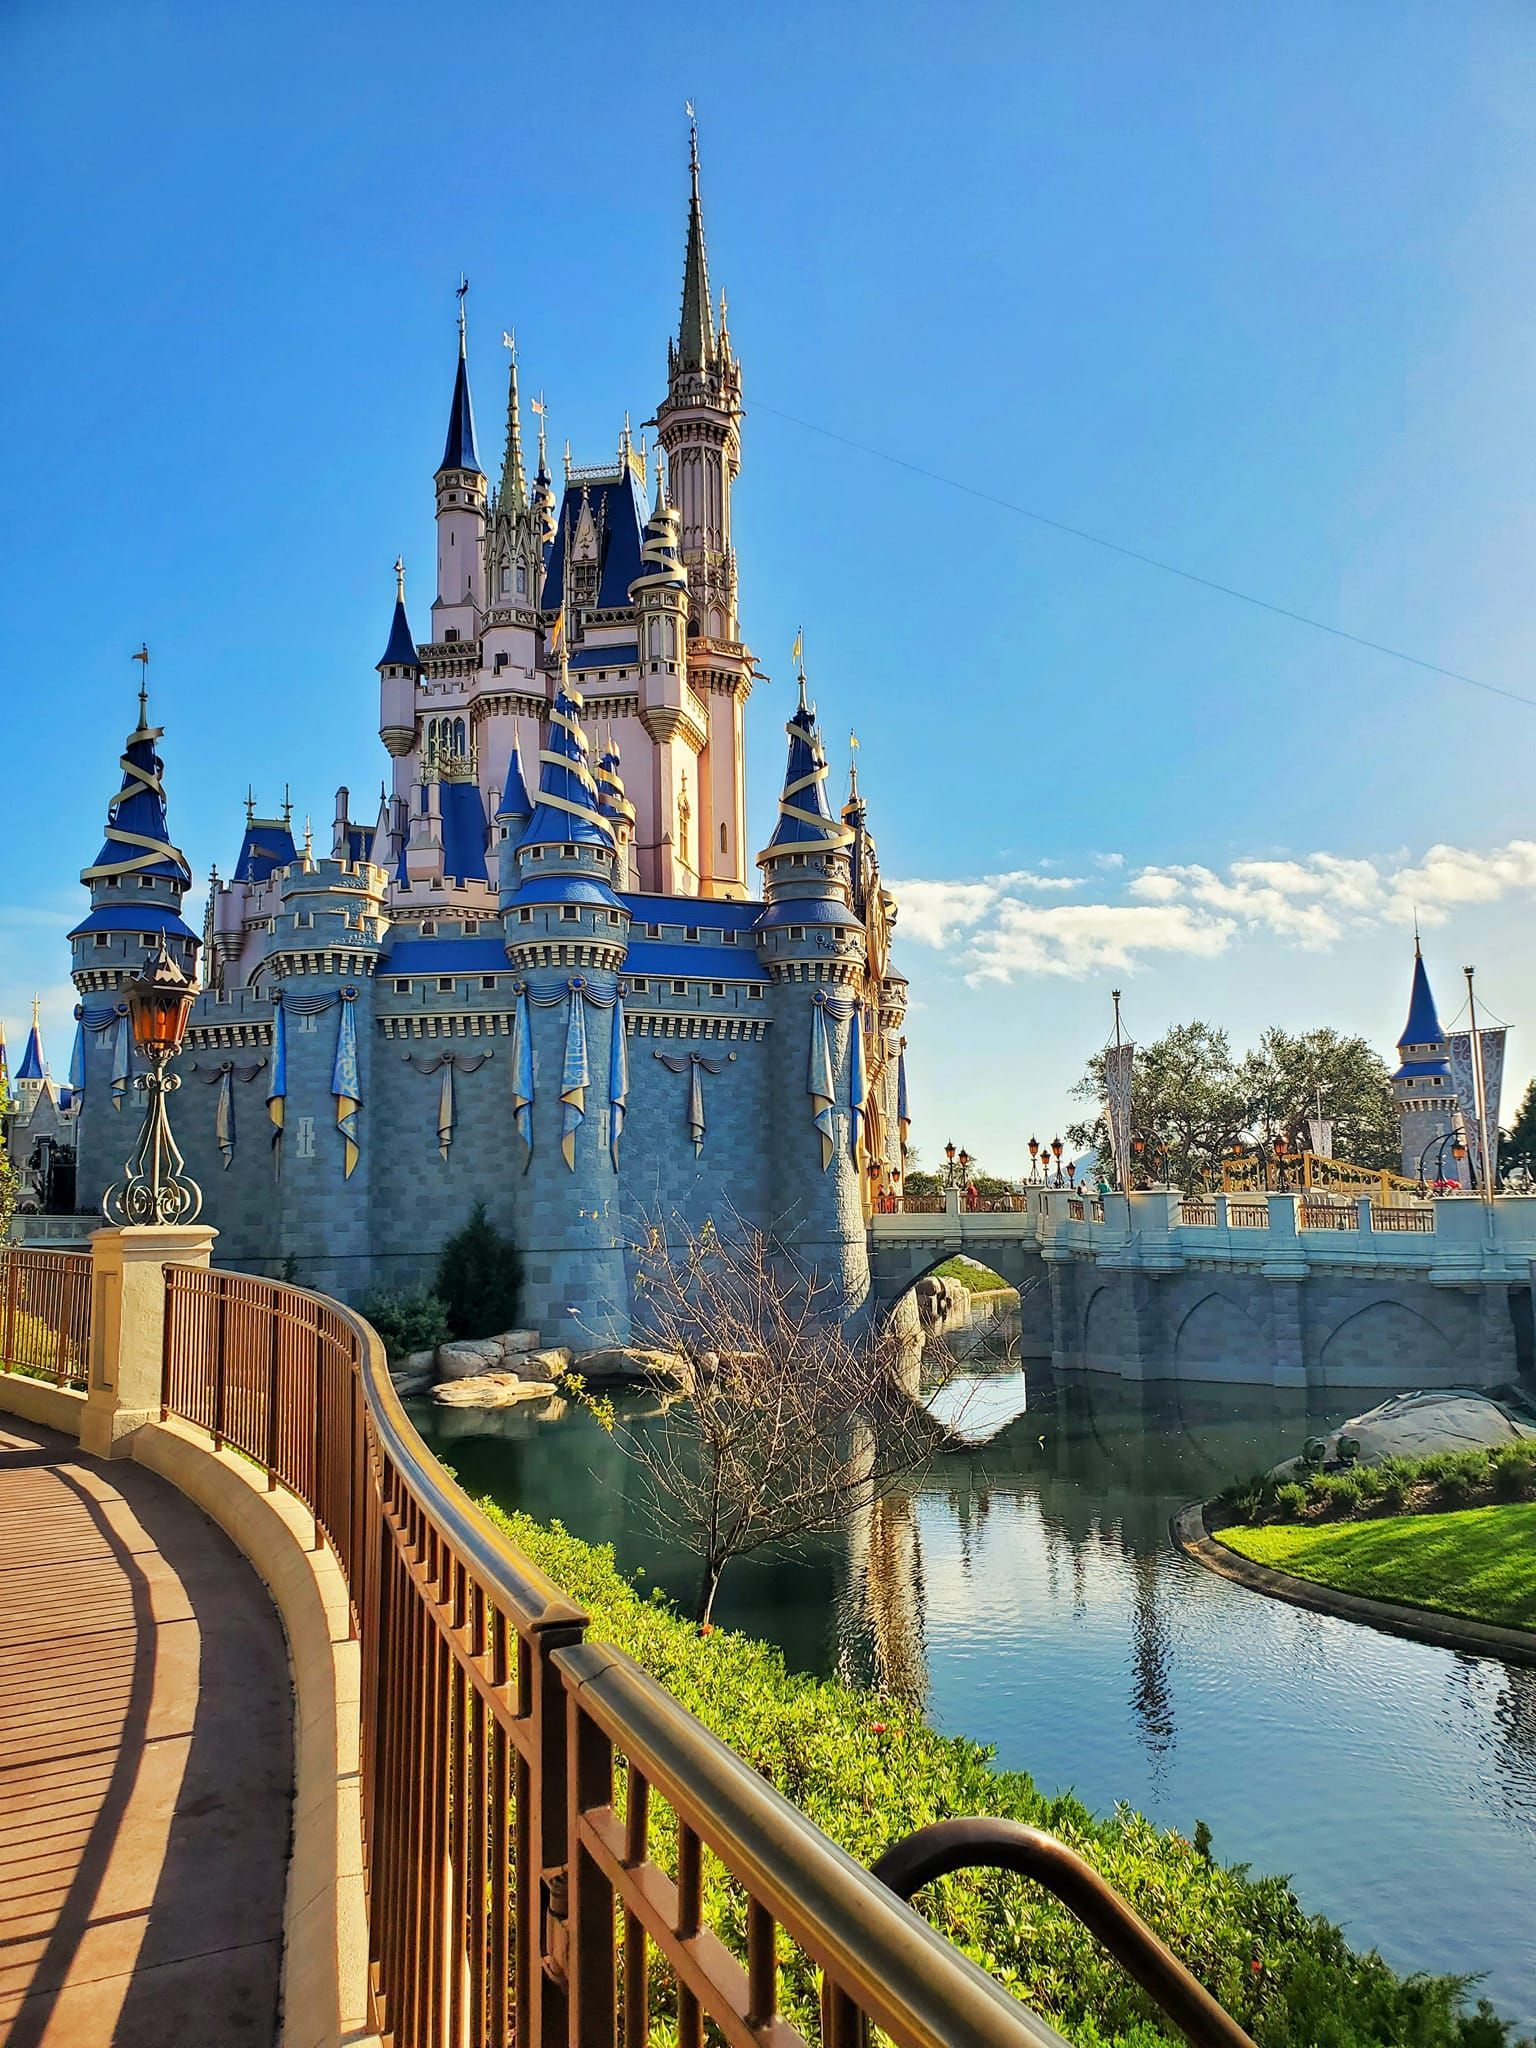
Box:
498 331 527 514
439 278 482 476
675 118 715 373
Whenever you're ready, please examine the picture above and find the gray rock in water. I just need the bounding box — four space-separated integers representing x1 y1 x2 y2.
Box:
516 1346 573 1384
431 1375 559 1408
437 1338 505 1380
571 1346 684 1386
496 1329 542 1357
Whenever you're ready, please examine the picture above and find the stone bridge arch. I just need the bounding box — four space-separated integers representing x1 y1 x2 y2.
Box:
866 1230 1050 1352
1317 1299 1455 1387
1172 1289 1266 1383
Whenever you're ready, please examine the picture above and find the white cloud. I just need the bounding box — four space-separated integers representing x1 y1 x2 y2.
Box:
895 835 1536 985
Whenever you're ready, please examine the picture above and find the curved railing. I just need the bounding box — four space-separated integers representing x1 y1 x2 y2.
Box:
0 1245 92 1386
150 1263 1250 2048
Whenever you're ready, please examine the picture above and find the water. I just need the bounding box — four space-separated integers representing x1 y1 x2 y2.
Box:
410 1366 1536 2032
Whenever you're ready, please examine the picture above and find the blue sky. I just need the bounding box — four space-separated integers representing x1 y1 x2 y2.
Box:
4 1 1536 1171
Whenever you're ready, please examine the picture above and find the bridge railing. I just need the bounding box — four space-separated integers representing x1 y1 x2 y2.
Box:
157 1263 1081 2048
0 1246 92 1388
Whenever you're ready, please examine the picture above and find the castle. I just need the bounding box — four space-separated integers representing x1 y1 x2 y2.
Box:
61 135 910 1347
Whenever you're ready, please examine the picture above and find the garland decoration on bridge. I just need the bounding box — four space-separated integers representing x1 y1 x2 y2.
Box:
401 1050 495 1161
508 978 628 1172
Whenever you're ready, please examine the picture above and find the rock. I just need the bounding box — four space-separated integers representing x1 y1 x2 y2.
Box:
496 1330 542 1357
431 1375 559 1408
437 1338 504 1380
571 1346 686 1386
516 1346 573 1384
390 1364 436 1398
401 1350 437 1377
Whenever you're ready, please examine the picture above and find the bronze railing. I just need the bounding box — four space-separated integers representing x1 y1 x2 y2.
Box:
1299 1201 1358 1231
0 1246 92 1388
154 1262 1250 2048
1226 1202 1270 1230
1370 1204 1435 1232
1178 1202 1218 1227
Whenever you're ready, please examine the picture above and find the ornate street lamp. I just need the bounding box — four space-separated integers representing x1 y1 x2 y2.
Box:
1050 1135 1064 1188
1027 1135 1040 1183
102 938 202 1226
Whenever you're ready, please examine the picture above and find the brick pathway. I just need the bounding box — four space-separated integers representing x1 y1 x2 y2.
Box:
0 1418 291 2046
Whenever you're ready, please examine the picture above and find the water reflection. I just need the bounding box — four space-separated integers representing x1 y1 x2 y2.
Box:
407 1358 1536 2029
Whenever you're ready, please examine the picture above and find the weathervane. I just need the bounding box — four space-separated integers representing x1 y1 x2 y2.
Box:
132 643 150 726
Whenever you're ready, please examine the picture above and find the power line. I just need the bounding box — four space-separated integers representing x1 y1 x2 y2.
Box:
754 400 1536 712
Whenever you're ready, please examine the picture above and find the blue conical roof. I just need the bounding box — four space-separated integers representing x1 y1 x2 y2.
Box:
596 739 635 825
82 718 192 887
16 1016 45 1082
520 679 615 851
495 734 532 820
378 593 420 670
439 339 482 475
1398 943 1445 1048
759 685 853 862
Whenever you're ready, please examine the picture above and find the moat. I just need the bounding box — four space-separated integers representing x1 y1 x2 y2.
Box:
409 1364 1536 2031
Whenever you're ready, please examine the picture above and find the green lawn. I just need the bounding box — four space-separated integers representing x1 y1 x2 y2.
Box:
1218 1503 1536 1631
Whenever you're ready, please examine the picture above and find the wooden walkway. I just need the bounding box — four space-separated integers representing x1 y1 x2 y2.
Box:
0 1418 292 2047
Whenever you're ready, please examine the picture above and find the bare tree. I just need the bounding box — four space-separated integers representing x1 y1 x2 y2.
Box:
622 1215 970 1626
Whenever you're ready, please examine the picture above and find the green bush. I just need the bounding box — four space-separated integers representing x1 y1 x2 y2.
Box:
436 1201 523 1340
479 1502 1521 2048
1379 1472 1410 1511
1273 1482 1308 1520
357 1285 450 1362
1436 1470 1474 1509
1490 1449 1536 1502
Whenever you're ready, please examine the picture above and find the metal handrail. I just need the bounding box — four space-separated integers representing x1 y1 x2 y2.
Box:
873 1820 1257 2048
0 1246 92 1387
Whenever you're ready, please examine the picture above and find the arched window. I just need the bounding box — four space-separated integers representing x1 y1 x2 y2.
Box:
516 563 527 597
500 565 511 595
454 717 467 754
648 617 662 659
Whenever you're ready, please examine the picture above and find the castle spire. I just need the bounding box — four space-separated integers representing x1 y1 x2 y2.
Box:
81 686 193 888
675 116 715 373
377 557 420 671
758 668 853 866
498 330 527 514
438 277 482 477
16 996 46 1085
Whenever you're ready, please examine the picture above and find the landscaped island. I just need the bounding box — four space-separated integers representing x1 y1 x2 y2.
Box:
483 1500 1526 2048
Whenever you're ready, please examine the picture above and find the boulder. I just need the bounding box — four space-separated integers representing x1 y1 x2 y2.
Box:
437 1338 504 1380
495 1330 542 1358
431 1375 559 1409
389 1359 437 1398
515 1346 573 1384
401 1350 437 1377
571 1346 686 1386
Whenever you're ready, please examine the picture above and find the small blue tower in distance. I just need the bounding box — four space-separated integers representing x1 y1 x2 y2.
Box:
1394 937 1459 1180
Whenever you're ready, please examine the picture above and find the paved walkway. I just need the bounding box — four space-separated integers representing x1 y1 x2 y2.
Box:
0 1418 291 2046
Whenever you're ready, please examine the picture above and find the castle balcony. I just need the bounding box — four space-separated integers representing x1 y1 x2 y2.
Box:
0 1243 1260 2048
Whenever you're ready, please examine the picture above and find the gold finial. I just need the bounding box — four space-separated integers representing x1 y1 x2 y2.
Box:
394 554 405 602
848 728 860 801
132 642 150 727
31 993 41 1030
563 438 572 482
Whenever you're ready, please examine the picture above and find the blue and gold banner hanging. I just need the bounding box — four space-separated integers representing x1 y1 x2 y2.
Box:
560 981 590 1170
897 1035 910 1150
267 996 287 1162
849 998 868 1167
610 997 628 1170
808 995 836 1171
68 1014 86 1098
400 1051 494 1162
331 990 361 1179
511 986 534 1162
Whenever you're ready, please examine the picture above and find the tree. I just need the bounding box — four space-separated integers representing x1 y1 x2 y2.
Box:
435 1202 523 1339
1234 1027 1398 1171
0 1066 16 1245
1066 1021 1247 1192
1501 1077 1536 1179
622 1216 962 1624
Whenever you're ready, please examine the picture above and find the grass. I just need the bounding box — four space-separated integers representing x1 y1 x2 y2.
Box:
1218 1503 1536 1632
931 1254 1012 1292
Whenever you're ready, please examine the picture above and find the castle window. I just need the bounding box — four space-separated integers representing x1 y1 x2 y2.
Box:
720 824 727 855
445 627 460 642
563 844 577 859
394 979 411 994
630 977 647 991
609 910 622 926
494 651 508 674
789 926 804 941
722 929 737 944
561 906 580 922
686 927 698 941
481 975 496 990
529 847 544 862
671 980 686 996
105 875 119 888
141 932 156 945
711 983 725 997
421 920 437 935
646 923 660 939
464 919 479 935
516 564 527 596
500 567 511 594
94 933 109 949
438 977 454 993
139 875 156 889
749 985 764 999
519 908 533 924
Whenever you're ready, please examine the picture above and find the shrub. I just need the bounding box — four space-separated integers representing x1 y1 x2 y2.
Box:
1490 1448 1536 1502
358 1285 450 1362
436 1201 523 1340
477 1502 1521 2048
1436 1470 1474 1508
1326 1472 1366 1515
1379 1471 1410 1511
1273 1482 1308 1520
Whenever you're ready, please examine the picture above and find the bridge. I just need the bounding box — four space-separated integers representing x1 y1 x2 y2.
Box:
872 1186 1536 1388
0 1236 1258 2048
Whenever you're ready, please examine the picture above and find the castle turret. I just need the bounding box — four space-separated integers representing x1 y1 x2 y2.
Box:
1394 937 1460 1181
502 644 632 1349
753 668 871 1319
494 733 534 907
69 676 200 1212
433 288 486 643
12 998 47 1121
656 124 743 642
596 730 638 891
377 557 421 759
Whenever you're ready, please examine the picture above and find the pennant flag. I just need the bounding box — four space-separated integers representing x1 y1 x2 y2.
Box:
111 1012 131 1111
332 995 361 1179
688 1059 706 1156
511 987 534 1160
897 1038 910 1149
560 985 589 1170
849 1001 868 1167
808 999 836 1171
267 998 287 1157
791 626 803 668
437 1063 454 1161
549 612 565 655
68 1015 86 1099
215 1067 235 1170
530 394 546 417
609 998 628 1170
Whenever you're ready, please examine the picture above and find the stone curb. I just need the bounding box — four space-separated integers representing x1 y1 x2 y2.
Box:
1170 1500 1536 1670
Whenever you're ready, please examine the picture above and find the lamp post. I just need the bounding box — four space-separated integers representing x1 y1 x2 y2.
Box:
1416 1130 1469 1196
102 938 202 1227
1027 1135 1040 1183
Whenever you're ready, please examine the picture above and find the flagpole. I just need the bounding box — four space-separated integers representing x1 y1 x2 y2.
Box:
1465 966 1495 1210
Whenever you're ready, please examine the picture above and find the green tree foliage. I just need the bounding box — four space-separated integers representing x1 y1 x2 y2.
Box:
1066 1022 1399 1191
1500 1077 1536 1178
434 1202 523 1339
357 1285 450 1362
480 1503 1525 2048
0 1068 17 1244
